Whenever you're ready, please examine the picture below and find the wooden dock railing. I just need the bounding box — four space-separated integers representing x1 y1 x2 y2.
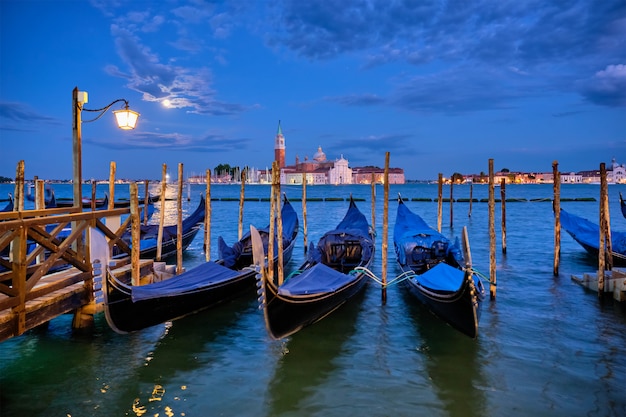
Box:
0 206 136 342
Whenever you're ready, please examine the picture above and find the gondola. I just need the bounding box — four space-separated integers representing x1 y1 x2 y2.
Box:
559 208 626 265
114 194 206 260
620 192 626 219
0 194 13 212
94 230 256 334
97 196 299 334
253 196 375 340
26 184 56 207
217 194 299 271
54 194 109 209
393 195 484 338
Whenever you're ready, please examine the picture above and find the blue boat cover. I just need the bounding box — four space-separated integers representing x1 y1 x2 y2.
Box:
560 209 626 255
413 262 465 292
218 200 299 268
131 261 242 302
279 263 357 295
393 201 461 266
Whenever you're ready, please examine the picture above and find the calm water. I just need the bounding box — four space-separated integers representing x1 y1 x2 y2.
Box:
1 183 625 417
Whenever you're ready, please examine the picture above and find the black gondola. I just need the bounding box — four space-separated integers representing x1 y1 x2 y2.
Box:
99 195 299 333
253 196 375 340
393 196 484 338
114 194 206 260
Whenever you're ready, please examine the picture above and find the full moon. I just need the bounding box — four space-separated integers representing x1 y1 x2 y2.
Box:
162 99 171 108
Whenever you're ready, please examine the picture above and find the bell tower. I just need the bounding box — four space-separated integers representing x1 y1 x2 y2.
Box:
274 120 286 168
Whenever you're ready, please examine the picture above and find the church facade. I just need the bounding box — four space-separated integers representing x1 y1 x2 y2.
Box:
272 121 405 185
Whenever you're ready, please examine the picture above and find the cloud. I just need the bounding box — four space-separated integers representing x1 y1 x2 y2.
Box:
578 64 626 107
324 94 385 106
0 102 60 131
104 8 251 116
87 130 252 152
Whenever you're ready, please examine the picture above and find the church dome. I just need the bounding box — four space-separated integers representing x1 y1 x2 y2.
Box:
313 146 326 162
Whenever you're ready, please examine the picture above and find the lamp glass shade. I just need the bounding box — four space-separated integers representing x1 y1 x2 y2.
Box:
113 108 140 130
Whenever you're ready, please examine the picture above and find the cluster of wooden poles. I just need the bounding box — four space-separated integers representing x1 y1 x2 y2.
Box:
16 156 615 300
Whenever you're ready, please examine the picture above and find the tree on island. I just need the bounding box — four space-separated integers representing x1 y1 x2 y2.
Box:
450 172 464 183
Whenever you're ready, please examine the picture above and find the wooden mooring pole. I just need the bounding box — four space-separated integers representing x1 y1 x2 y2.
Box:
488 159 497 299
156 163 167 261
277 172 284 286
302 171 308 254
108 162 116 211
382 152 390 304
468 183 473 218
500 178 507 254
143 179 150 225
449 181 454 229
205 169 212 261
130 182 140 285
238 169 246 240
437 173 443 233
267 162 278 281
553 161 560 276
176 163 183 274
371 173 376 230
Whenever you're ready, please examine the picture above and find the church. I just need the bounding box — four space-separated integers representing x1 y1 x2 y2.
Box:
269 121 404 185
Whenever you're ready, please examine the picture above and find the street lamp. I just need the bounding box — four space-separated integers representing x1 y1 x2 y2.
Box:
72 86 140 209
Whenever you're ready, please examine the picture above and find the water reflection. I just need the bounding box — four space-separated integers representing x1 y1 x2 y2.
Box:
266 291 364 416
402 289 487 417
112 296 254 416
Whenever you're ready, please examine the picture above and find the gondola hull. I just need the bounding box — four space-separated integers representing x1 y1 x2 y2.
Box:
254 197 375 340
394 197 484 338
399 264 481 338
560 208 626 266
259 265 370 340
103 261 257 333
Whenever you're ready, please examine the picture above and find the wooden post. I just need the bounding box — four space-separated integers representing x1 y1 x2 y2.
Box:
500 178 507 254
268 162 277 281
277 179 284 286
205 169 212 261
598 163 607 294
156 164 167 261
371 173 376 230
437 173 443 233
238 169 246 240
91 180 96 212
602 172 613 270
468 182 473 218
553 161 560 276
108 161 116 210
449 181 454 229
382 152 390 304
130 182 140 286
176 163 184 274
143 179 150 225
302 171 308 254
35 180 45 264
14 161 24 211
488 159 497 299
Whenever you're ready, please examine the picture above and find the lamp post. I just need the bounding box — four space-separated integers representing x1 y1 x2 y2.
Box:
72 86 139 209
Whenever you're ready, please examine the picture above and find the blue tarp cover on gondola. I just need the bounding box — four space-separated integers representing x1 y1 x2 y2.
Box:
131 261 242 302
218 200 299 268
279 263 357 295
394 201 458 266
415 262 465 292
560 209 626 255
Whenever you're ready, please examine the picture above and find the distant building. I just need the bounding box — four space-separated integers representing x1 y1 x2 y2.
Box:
274 121 286 169
352 166 405 184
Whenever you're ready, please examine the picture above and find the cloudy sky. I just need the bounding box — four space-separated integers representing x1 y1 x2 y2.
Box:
1 0 625 181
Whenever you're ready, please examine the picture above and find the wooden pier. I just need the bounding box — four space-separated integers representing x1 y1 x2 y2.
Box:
0 204 158 343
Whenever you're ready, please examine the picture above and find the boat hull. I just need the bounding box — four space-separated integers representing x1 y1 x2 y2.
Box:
399 264 483 338
103 264 257 333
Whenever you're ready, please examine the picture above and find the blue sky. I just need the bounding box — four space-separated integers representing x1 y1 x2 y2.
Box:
1 0 625 181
